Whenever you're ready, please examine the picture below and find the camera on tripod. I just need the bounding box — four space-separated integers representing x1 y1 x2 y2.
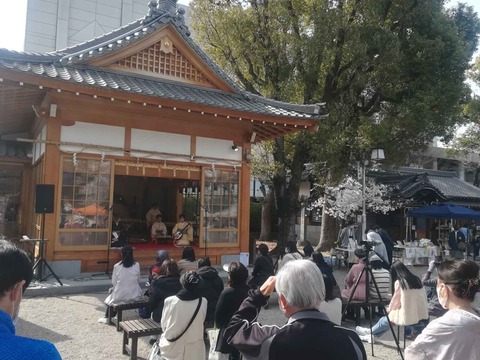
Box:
359 240 374 250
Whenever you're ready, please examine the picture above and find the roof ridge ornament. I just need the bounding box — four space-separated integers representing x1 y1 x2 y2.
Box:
144 0 178 22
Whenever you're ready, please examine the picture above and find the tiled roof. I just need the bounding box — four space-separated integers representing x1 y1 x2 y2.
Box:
371 167 480 202
0 60 323 119
0 1 326 121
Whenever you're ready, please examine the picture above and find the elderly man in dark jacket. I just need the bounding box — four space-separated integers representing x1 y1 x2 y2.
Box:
197 257 224 325
225 260 366 360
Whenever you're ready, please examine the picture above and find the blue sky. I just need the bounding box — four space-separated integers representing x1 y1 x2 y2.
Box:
0 0 479 51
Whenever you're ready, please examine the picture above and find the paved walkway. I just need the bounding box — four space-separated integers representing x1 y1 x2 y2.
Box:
17 264 432 359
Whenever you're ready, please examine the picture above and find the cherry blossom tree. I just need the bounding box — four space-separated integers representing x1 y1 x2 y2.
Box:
310 176 401 221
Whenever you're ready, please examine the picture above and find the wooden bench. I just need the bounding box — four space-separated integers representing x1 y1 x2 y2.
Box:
120 319 162 360
108 296 149 331
342 298 389 326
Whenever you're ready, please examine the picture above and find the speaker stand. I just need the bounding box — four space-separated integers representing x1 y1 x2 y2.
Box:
32 212 63 286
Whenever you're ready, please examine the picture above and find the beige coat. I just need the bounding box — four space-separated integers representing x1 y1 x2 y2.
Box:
104 262 142 305
388 281 429 326
159 296 207 360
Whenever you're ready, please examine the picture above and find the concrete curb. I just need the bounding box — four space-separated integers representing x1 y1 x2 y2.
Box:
24 266 230 298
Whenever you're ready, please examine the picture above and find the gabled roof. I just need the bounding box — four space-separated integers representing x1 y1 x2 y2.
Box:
371 167 480 202
0 0 326 129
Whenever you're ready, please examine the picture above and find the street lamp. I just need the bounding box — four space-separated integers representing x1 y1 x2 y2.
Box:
360 148 385 237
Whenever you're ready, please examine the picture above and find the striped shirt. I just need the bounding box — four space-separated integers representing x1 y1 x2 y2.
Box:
370 268 390 301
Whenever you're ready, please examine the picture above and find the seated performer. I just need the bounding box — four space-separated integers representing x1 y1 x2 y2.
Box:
172 214 193 246
151 214 168 243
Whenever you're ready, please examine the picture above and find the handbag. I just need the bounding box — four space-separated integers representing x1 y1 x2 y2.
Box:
207 328 229 360
148 298 203 360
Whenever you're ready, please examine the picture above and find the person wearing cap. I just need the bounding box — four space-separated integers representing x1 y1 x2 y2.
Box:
215 262 251 360
224 260 366 360
159 271 207 360
341 249 368 301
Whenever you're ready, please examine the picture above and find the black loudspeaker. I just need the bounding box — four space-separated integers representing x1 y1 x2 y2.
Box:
35 184 55 214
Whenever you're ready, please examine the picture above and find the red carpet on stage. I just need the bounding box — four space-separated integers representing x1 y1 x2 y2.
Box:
128 243 199 250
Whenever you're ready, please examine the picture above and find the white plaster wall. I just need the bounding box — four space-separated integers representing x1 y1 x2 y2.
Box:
25 0 191 52
60 122 125 156
130 129 191 161
196 137 242 163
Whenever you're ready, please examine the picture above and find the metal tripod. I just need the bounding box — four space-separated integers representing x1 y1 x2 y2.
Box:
342 247 403 359
32 212 63 286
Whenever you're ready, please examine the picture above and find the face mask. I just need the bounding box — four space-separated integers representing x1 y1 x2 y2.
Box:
436 283 448 309
11 283 22 325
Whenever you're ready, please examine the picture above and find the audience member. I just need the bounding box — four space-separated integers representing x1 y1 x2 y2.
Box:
342 249 367 301
197 257 224 326
148 259 182 323
406 259 480 360
312 251 339 298
248 244 274 289
148 249 170 284
178 246 198 276
99 245 142 324
422 256 447 317
356 261 429 344
215 262 251 360
318 266 342 325
277 240 303 270
0 240 62 359
303 241 314 258
159 271 207 360
225 260 367 360
369 254 390 301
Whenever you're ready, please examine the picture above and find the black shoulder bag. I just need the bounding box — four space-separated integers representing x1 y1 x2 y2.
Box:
166 297 203 342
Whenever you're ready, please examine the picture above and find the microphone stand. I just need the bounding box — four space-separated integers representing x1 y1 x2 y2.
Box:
199 203 211 258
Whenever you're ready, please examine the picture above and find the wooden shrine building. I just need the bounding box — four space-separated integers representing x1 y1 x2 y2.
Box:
0 0 326 275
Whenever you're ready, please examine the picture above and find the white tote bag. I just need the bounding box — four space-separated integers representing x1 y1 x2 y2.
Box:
148 340 164 360
207 328 228 360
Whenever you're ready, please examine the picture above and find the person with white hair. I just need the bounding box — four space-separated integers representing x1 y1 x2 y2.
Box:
224 260 366 360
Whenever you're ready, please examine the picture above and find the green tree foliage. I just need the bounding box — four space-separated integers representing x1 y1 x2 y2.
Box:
191 0 480 248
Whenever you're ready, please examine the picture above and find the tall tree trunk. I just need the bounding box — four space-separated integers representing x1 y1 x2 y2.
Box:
317 172 338 251
259 188 274 242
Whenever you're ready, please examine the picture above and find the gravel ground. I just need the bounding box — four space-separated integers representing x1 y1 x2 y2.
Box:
16 265 430 360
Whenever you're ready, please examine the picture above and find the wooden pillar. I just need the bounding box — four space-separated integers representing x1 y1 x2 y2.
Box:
42 117 61 261
239 143 251 253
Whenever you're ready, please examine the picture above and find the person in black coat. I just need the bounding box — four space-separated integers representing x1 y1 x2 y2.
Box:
311 251 339 297
215 262 251 360
148 259 182 323
248 244 274 289
196 257 224 324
